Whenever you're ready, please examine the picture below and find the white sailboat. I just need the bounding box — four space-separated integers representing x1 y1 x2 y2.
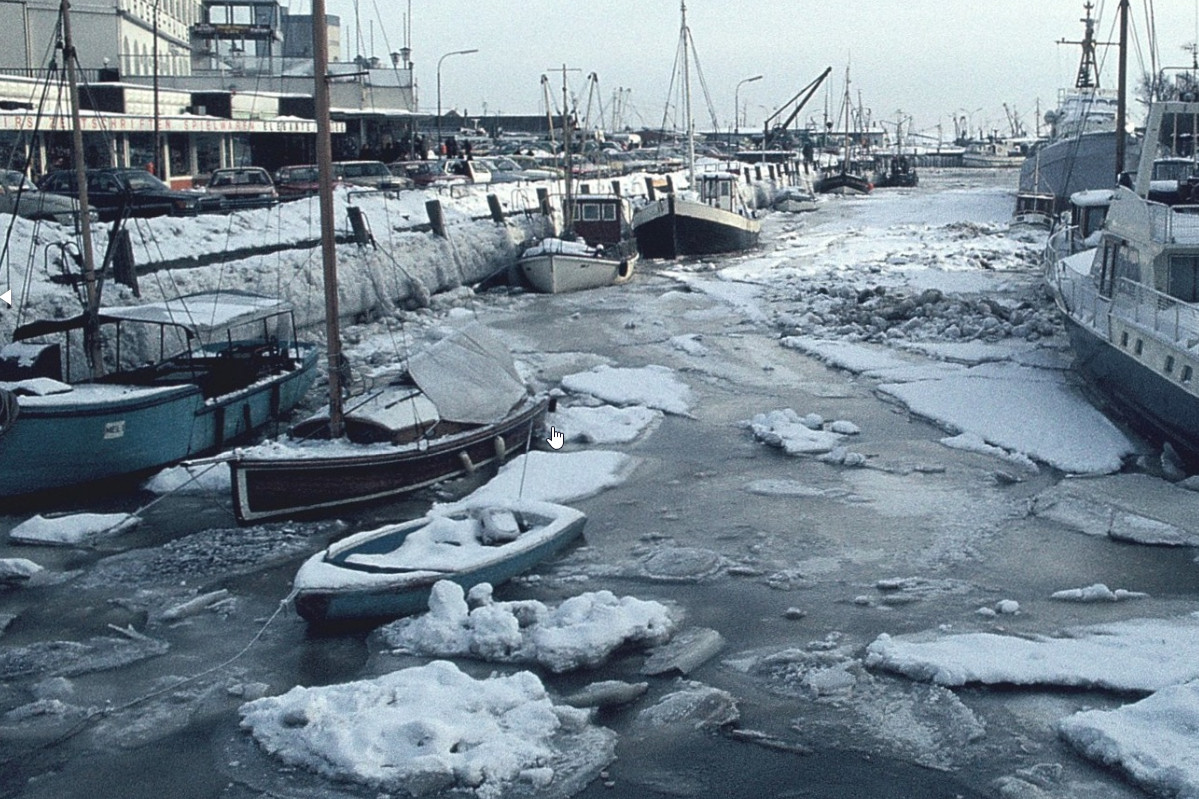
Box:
516 69 637 293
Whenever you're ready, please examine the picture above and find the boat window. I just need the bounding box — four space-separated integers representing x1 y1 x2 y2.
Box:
1135 339 1144 355
1183 365 1194 383
1168 255 1199 303
1166 355 1176 373
602 203 617 221
1121 331 1129 347
581 203 601 221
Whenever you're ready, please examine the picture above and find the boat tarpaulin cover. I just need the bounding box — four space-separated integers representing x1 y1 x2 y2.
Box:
407 323 526 424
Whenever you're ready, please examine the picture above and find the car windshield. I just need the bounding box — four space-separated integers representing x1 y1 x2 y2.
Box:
123 171 168 191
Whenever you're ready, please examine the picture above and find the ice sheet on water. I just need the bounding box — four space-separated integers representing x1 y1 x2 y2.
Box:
560 364 694 416
375 580 676 673
239 660 616 799
142 460 232 494
724 642 986 770
1049 583 1148 602
866 615 1199 691
633 680 739 731
460 450 639 505
878 369 1133 474
0 558 43 584
545 404 661 444
0 634 168 681
8 512 140 546
1031 474 1199 545
76 522 328 589
1059 681 1199 799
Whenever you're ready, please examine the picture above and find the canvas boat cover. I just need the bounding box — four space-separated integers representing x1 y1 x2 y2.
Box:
406 323 527 424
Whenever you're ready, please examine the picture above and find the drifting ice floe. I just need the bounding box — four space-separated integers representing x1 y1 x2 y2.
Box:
376 581 675 673
239 659 616 798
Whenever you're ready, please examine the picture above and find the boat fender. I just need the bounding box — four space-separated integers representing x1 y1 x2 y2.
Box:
0 388 17 437
494 435 507 460
459 451 476 473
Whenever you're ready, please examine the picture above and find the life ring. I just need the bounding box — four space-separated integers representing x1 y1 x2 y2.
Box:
0 387 18 437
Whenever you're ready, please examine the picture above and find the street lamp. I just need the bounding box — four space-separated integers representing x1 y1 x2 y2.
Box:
734 74 762 136
436 48 478 152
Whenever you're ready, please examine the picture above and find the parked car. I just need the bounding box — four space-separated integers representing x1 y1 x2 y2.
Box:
37 168 219 221
274 165 322 199
0 169 96 227
334 160 413 191
479 156 557 183
204 167 278 210
395 158 490 188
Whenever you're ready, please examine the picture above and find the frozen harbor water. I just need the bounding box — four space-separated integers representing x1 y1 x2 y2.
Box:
3 170 1199 798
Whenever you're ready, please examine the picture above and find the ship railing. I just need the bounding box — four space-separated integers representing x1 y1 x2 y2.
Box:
1147 202 1199 245
1055 266 1110 336
1111 277 1199 348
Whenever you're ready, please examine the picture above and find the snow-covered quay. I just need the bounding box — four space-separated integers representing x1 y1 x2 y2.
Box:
3 170 1199 799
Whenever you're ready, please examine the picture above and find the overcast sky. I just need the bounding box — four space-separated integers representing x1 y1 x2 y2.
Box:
324 0 1199 140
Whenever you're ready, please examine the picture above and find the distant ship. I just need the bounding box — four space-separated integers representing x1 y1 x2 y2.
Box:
1014 2 1139 226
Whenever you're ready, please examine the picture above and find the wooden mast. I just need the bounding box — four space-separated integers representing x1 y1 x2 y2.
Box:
1114 0 1129 177
560 65 574 234
60 0 102 378
681 0 695 187
311 0 344 437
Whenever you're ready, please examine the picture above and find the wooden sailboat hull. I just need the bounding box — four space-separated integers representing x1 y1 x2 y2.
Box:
0 344 318 497
230 395 549 523
632 196 761 259
517 251 637 294
292 499 586 623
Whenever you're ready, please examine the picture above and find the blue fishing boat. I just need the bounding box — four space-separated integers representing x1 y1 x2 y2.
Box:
291 498 587 624
0 291 318 498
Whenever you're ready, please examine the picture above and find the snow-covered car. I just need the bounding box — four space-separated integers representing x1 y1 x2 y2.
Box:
479 156 557 183
0 169 95 227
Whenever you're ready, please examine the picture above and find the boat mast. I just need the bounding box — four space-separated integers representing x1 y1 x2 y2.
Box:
842 67 851 175
60 0 102 378
560 65 574 234
312 0 344 437
1114 0 1129 176
681 0 695 186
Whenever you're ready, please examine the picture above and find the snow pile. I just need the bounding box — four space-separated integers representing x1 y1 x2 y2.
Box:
239 659 616 797
866 616 1199 691
1059 681 1199 799
377 580 676 673
742 408 846 455
8 512 140 546
461 450 639 505
142 461 231 494
1049 583 1148 602
545 404 661 444
560 364 694 415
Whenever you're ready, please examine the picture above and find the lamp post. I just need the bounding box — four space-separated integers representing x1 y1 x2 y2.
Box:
436 48 478 153
734 74 762 137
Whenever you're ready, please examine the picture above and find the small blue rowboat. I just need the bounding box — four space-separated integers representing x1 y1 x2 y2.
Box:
291 498 586 624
